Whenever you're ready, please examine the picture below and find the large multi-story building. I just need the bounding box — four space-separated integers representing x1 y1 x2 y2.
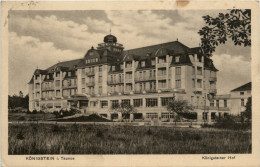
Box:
28 34 220 121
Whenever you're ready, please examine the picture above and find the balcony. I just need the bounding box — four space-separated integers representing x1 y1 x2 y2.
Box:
193 106 230 111
193 87 203 93
125 78 133 83
86 82 95 86
209 77 217 82
135 76 156 82
209 89 217 94
157 75 167 80
62 84 77 89
42 86 54 91
86 71 95 76
125 66 132 71
107 79 124 85
156 62 167 68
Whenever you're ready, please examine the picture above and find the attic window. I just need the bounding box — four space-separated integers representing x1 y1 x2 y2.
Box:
175 56 180 63
151 59 155 66
112 66 115 71
141 61 145 67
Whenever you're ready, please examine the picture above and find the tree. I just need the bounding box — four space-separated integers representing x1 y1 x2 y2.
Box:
112 102 136 121
198 9 251 57
244 96 252 120
167 99 196 120
19 91 24 98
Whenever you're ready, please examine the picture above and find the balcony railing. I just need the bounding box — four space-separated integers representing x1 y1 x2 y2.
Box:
42 86 54 91
125 66 132 71
125 78 133 83
209 89 217 94
62 85 77 89
86 71 95 76
86 82 95 86
157 75 167 80
135 76 156 82
209 77 217 82
107 79 124 85
193 106 230 111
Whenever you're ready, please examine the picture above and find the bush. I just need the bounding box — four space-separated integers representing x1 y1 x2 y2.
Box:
96 130 104 138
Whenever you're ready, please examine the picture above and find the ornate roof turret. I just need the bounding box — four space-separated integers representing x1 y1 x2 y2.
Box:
104 34 117 44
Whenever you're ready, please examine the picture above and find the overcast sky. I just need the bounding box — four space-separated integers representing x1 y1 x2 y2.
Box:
8 10 251 95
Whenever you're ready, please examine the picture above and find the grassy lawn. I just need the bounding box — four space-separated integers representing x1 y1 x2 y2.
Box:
9 124 251 154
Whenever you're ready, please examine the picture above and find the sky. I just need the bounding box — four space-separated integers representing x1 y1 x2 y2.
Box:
8 10 251 95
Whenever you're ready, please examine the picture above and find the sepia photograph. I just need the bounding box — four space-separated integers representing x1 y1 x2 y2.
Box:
1 1 260 167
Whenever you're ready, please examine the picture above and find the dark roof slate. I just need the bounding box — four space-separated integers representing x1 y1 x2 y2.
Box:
231 82 251 92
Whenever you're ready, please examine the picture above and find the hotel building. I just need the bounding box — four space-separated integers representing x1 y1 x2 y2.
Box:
28 34 221 121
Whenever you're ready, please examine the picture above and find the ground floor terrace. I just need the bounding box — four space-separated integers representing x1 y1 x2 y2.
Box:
31 92 230 122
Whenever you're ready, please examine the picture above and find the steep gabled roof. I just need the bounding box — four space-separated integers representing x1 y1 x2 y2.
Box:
231 82 251 92
123 41 189 58
46 59 82 72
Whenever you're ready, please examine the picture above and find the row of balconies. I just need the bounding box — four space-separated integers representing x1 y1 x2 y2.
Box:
193 106 230 111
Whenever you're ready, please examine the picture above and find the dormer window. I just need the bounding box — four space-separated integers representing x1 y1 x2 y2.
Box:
141 61 145 67
47 75 49 79
35 75 39 80
112 66 115 71
151 59 155 66
68 72 71 77
56 72 60 77
126 62 132 68
175 56 180 63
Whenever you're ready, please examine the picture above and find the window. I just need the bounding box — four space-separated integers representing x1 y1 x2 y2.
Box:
141 61 145 67
126 62 132 68
158 56 166 63
216 100 219 108
175 56 180 62
99 86 102 94
176 80 181 88
158 68 166 76
56 90 60 96
197 67 202 75
56 72 60 77
112 66 115 71
97 66 102 72
210 100 214 107
68 72 71 77
146 98 158 107
126 72 132 79
241 99 245 106
192 66 195 75
150 82 156 90
35 75 39 80
161 97 174 106
46 75 49 79
126 84 132 91
151 59 155 66
55 80 60 87
82 68 85 74
224 100 227 107
111 100 119 109
176 67 181 75
161 113 174 119
98 76 102 83
134 99 143 107
82 78 85 85
158 80 166 88
146 113 158 119
101 101 108 108
122 99 130 106
240 92 244 95
197 79 202 88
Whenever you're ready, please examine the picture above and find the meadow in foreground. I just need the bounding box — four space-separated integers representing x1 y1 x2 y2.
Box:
9 123 251 154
